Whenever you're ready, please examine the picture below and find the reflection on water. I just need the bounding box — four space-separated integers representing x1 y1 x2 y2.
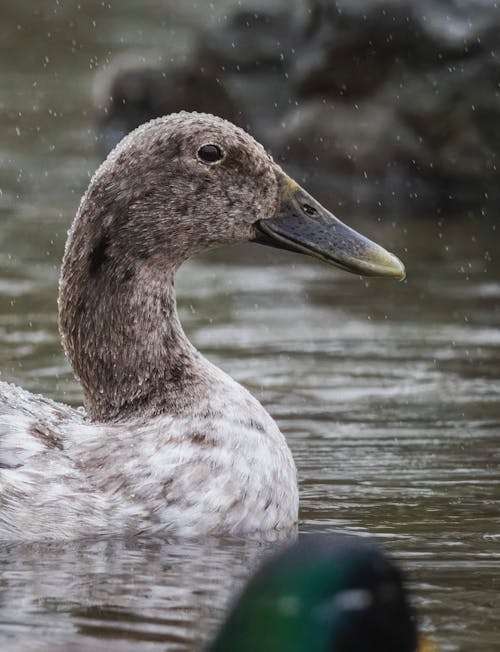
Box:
0 2 499 651
0 537 269 652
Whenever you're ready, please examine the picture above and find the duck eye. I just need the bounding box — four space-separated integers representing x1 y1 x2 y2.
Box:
197 143 224 164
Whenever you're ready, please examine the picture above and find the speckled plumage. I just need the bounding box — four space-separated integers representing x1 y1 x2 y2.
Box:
0 113 298 541
0 375 297 540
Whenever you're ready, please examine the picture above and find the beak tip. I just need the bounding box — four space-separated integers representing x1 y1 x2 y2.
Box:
366 250 406 281
392 256 406 282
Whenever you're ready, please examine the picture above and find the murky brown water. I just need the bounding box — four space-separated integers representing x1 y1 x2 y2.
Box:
0 2 499 651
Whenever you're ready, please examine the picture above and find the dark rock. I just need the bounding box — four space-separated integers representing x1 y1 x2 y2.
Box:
94 0 500 216
278 0 500 213
94 50 244 153
204 3 297 72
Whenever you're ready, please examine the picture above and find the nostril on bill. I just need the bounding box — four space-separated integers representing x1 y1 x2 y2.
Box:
302 203 317 216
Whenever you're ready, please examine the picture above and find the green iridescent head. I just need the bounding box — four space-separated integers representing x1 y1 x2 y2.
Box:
209 534 419 652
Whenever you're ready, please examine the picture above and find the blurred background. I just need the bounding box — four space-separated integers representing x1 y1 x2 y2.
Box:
0 1 499 651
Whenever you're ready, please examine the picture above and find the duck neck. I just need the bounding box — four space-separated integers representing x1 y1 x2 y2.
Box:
59 262 209 422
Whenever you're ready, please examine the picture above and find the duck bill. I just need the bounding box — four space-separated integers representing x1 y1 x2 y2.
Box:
253 170 406 280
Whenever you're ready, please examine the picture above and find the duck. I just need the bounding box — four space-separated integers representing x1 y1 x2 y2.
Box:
0 112 405 541
208 533 433 652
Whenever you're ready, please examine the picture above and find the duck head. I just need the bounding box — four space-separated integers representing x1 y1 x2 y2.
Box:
72 112 404 276
60 112 404 421
208 534 424 652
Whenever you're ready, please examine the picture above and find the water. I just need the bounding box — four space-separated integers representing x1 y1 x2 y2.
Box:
0 2 499 651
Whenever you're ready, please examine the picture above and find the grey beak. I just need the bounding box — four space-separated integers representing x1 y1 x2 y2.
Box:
253 169 406 280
